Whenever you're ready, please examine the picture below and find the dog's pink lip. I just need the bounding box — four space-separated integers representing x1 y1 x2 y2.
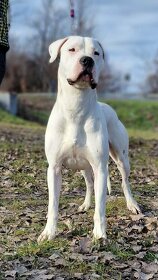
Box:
67 70 97 89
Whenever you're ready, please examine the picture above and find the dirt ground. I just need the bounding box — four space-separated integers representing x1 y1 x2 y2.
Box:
0 125 158 280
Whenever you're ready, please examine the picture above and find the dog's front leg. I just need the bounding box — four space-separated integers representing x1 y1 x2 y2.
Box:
38 165 61 243
93 164 107 240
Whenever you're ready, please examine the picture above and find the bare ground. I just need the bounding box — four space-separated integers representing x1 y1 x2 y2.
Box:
0 125 158 280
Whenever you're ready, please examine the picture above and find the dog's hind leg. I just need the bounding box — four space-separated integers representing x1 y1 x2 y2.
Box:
110 145 141 214
78 165 111 212
78 168 94 212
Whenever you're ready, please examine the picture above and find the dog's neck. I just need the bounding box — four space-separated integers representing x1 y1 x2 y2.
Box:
57 73 97 123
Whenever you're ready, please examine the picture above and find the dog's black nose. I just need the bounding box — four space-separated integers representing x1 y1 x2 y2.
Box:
80 56 94 68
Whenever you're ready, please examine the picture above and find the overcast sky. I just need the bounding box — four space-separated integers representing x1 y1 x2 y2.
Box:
10 0 158 93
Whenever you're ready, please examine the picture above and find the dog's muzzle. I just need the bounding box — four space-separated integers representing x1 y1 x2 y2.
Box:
67 56 97 89
80 56 94 68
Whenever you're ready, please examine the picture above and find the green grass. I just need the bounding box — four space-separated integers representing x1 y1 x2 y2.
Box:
0 108 29 125
106 197 127 216
128 128 158 140
16 240 69 257
21 108 50 124
105 99 158 131
0 108 41 128
144 252 158 262
105 99 158 139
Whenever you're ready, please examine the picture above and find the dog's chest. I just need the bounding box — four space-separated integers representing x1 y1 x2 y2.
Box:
62 124 89 170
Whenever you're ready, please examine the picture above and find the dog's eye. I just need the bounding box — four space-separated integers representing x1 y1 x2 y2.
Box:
69 48 75 52
94 51 100 56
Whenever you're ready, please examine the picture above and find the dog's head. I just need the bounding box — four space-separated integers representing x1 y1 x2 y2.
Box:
49 36 105 90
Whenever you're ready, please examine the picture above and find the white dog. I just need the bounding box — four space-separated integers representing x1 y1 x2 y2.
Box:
38 36 140 243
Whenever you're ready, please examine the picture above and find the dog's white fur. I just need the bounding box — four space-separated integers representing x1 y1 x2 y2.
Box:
38 36 140 243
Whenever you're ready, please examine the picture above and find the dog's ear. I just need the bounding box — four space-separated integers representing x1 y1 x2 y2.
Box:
97 41 105 60
49 38 68 63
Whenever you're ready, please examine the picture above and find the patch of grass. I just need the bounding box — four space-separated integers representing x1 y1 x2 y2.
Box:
2 216 16 224
144 251 158 262
15 239 69 258
26 198 47 207
0 199 7 207
11 172 36 185
59 196 75 207
0 142 24 154
143 236 155 247
106 242 134 260
128 128 158 140
104 99 158 131
68 175 86 190
92 239 135 261
28 109 49 124
15 186 33 194
70 225 91 237
106 197 127 216
11 200 25 210
0 108 39 127
92 262 122 280
68 260 90 275
14 228 29 236
114 248 134 260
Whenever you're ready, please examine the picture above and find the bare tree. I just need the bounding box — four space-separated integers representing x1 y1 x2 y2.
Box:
3 36 49 93
74 0 94 36
143 54 158 94
97 66 125 94
32 0 67 57
28 0 68 91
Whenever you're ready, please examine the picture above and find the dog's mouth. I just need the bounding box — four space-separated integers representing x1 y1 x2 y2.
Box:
67 70 97 89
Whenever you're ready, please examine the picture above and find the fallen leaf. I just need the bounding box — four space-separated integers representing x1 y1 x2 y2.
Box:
5 270 17 278
130 214 144 222
34 274 55 280
150 244 158 252
132 245 142 253
101 251 116 263
63 218 74 230
140 272 155 280
135 252 146 259
69 253 84 262
55 258 67 267
79 237 92 253
74 272 84 279
91 273 101 279
141 261 158 274
49 252 61 260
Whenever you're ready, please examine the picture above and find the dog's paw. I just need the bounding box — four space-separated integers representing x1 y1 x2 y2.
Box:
37 227 56 244
78 202 91 212
93 226 107 240
127 200 141 214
